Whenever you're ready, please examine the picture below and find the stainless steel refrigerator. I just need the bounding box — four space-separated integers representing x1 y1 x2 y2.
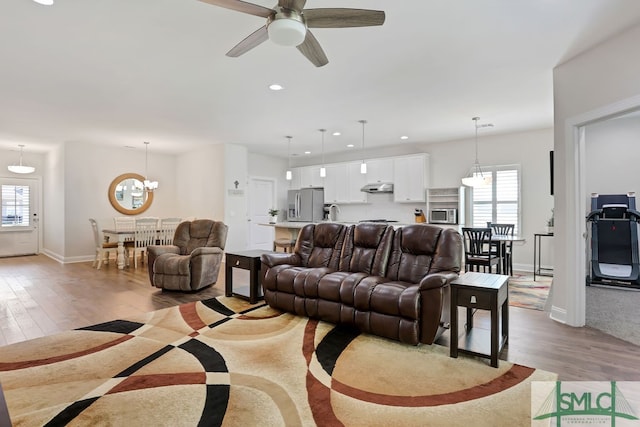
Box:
287 188 324 222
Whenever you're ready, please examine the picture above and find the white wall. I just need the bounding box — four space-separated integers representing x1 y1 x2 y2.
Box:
422 128 555 270
177 144 225 220
553 22 640 326
43 144 65 260
585 115 640 197
223 144 248 252
42 142 179 261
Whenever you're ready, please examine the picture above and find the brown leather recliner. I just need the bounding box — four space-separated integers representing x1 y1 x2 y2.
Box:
147 219 228 291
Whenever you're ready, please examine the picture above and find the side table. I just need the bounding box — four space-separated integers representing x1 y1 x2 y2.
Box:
450 272 509 368
225 250 273 304
533 232 554 280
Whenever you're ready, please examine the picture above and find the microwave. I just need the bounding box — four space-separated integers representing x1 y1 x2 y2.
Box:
429 208 457 224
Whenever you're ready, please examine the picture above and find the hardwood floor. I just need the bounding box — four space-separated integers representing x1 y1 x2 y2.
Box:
1 254 639 380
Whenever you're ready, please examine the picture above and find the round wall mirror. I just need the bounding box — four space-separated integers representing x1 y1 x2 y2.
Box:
108 173 154 215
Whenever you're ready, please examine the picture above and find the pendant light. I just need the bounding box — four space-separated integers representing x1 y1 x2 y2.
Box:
359 120 367 174
461 117 492 187
319 129 326 178
143 141 159 191
285 136 293 180
8 145 35 174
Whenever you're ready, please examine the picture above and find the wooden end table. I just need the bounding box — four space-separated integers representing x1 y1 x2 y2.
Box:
225 250 273 304
450 272 509 368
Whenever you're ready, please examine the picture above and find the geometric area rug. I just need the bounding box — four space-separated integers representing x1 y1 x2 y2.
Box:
508 274 552 311
0 297 556 426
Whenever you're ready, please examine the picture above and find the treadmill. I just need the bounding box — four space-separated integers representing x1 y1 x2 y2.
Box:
586 193 640 288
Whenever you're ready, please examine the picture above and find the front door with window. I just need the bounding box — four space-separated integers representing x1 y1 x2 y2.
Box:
0 177 39 256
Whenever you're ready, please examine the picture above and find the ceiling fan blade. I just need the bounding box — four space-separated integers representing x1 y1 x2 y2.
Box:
304 9 385 28
226 25 269 57
198 0 273 18
278 0 306 12
296 30 328 67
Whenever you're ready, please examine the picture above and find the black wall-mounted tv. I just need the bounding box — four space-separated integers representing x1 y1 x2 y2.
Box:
550 150 554 196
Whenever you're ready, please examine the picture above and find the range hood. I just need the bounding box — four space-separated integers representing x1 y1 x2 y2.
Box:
360 182 394 193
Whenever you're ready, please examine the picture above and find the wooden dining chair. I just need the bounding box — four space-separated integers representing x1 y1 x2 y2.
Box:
488 223 515 275
89 218 124 269
461 227 501 273
133 218 159 268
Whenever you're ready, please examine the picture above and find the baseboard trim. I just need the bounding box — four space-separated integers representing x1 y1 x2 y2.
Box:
549 305 567 324
42 250 93 264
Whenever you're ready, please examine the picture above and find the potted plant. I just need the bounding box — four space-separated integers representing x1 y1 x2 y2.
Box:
546 209 554 234
268 208 279 224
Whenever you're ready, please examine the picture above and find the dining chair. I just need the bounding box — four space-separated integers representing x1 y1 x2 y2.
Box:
461 227 501 273
132 217 159 269
114 217 135 231
158 217 182 245
488 223 515 275
89 218 125 269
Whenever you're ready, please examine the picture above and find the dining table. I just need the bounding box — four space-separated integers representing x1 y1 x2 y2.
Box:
102 229 135 269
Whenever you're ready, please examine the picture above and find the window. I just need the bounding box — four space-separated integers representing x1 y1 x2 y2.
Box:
1 184 31 227
471 165 520 235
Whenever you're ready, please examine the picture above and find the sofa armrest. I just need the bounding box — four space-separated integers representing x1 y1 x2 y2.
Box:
190 247 224 257
418 272 459 290
148 245 180 257
261 252 301 268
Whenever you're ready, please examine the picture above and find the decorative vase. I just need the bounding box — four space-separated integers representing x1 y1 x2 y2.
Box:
270 216 277 224
546 226 554 234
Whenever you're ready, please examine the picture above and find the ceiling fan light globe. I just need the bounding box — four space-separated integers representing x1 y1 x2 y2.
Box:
268 19 306 46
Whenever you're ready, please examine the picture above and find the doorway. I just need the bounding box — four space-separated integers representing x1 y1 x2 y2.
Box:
248 177 276 250
0 176 40 256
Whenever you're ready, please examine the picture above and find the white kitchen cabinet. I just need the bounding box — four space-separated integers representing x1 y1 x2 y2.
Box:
364 158 393 183
324 162 368 204
324 163 350 203
288 168 302 190
347 162 368 203
393 154 429 203
299 165 324 188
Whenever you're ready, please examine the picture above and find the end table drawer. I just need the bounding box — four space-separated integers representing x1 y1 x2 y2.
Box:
456 288 493 310
227 255 252 270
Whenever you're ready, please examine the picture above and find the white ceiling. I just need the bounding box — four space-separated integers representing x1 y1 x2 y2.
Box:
2 0 640 158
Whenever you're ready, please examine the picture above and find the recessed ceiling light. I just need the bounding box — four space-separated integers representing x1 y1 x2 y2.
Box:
332 132 341 136
304 151 311 154
400 136 409 140
347 144 354 148
269 84 284 91
33 0 54 5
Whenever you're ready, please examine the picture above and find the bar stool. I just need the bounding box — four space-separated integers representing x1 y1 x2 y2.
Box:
273 238 296 253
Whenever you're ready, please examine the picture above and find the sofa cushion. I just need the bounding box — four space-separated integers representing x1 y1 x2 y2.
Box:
339 223 394 276
296 223 346 269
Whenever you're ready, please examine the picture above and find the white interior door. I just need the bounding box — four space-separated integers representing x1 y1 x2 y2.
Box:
0 177 39 256
248 177 276 250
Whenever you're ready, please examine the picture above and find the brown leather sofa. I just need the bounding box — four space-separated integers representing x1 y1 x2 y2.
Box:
261 222 462 345
147 219 228 292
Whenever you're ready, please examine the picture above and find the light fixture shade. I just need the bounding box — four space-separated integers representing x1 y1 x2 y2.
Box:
461 173 491 187
268 19 306 46
8 145 35 174
286 170 292 180
360 162 367 174
144 179 159 191
8 165 35 174
320 166 326 178
33 0 54 5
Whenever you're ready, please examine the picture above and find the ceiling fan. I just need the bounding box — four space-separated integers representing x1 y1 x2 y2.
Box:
198 0 385 67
